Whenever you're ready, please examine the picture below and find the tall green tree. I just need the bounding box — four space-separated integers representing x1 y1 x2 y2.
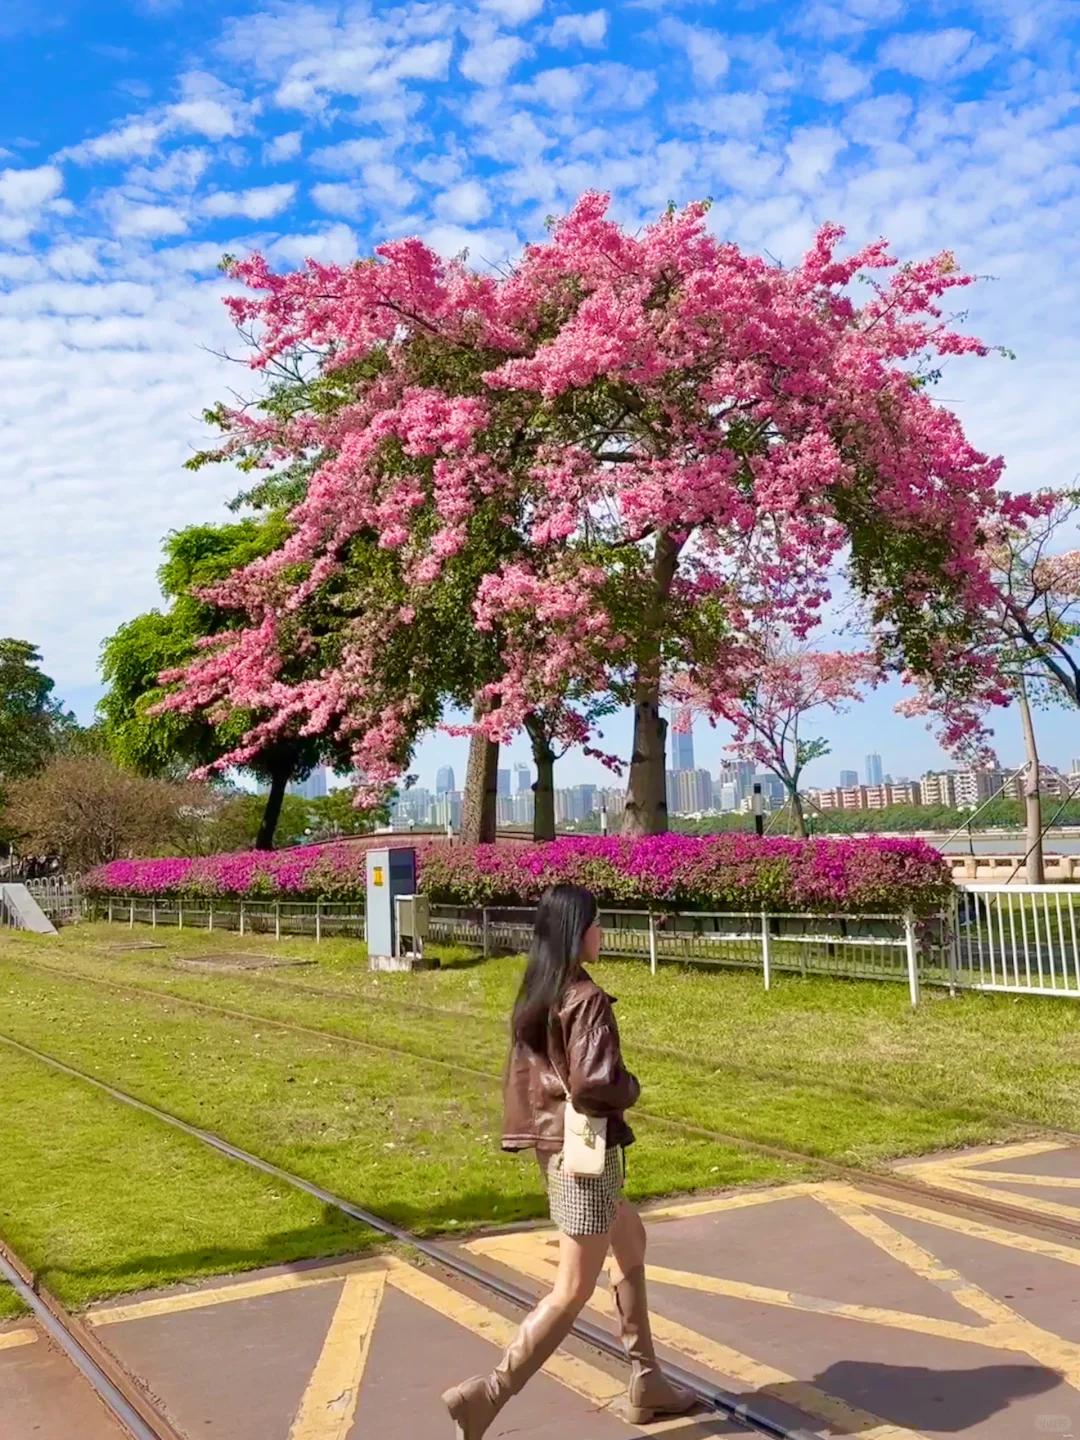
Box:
0 640 73 781
98 518 346 849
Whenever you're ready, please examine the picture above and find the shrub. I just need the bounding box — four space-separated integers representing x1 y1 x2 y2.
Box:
85 833 951 915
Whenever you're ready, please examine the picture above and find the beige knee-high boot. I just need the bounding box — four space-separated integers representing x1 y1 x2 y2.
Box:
441 1293 578 1440
613 1265 697 1424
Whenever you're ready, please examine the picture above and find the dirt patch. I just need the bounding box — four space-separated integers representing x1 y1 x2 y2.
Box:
99 941 167 953
176 953 317 972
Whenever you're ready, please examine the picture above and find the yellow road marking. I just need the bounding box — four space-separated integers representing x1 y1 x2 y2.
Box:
644 1184 820 1222
947 1169 1080 1190
899 1171 1080 1226
895 1140 1067 1174
88 1259 387 1327
383 1258 626 1407
0 1328 37 1352
818 1189 1080 1389
469 1232 930 1440
825 1184 1080 1266
287 1270 384 1440
643 1264 994 1347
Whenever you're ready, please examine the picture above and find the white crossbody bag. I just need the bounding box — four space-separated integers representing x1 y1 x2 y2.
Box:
551 1053 608 1177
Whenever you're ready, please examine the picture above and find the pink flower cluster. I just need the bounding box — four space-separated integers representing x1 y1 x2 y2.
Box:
86 834 951 916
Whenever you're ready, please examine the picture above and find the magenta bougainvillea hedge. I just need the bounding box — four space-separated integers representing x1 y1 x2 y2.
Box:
85 834 951 915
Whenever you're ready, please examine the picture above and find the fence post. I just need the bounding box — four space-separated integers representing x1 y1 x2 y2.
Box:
761 911 771 992
947 898 958 998
108 897 113 925
482 908 491 959
129 899 135 929
178 898 184 930
152 901 157 930
208 901 214 934
648 913 657 977
904 909 920 1009
239 900 245 938
315 898 322 944
275 901 281 942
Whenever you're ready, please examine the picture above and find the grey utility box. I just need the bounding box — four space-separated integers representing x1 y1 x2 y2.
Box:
366 848 433 971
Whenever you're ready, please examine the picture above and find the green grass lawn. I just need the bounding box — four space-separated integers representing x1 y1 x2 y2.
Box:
0 1283 26 1322
0 917 1076 1313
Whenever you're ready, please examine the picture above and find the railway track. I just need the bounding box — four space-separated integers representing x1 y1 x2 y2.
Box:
0 1236 183 1440
0 1026 813 1440
5 951 1080 1246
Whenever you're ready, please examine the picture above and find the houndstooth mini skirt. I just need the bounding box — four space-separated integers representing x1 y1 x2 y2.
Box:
538 1145 624 1236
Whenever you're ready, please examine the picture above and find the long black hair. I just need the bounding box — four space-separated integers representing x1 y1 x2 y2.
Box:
512 884 597 1054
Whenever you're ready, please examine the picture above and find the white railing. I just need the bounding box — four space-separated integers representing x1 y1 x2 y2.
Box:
25 875 82 925
80 893 933 1002
951 884 1080 996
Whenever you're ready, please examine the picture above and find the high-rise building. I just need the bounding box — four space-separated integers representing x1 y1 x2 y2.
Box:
865 753 884 787
839 769 858 788
719 760 756 806
435 766 455 795
670 725 695 773
514 763 531 794
497 768 511 797
288 766 328 800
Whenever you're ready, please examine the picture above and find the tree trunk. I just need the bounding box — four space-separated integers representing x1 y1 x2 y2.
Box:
1017 678 1045 885
255 763 290 851
622 532 681 837
525 714 556 842
461 726 499 845
789 786 808 839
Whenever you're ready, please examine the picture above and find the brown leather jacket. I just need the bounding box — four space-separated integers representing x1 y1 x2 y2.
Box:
502 968 640 1154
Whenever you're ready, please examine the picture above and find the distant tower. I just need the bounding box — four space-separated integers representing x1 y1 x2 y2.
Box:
514 763 531 793
865 753 884 787
497 768 511 797
436 766 456 795
839 770 858 788
670 725 695 773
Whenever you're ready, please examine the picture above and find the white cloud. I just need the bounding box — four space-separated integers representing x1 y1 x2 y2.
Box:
126 147 212 193
460 33 532 85
421 221 521 264
310 137 393 172
878 28 992 81
435 179 491 223
660 19 729 86
58 120 164 165
109 201 191 239
817 54 871 102
310 182 365 218
0 163 63 211
166 98 245 141
546 10 608 47
268 223 359 266
263 130 303 163
785 124 848 189
481 0 545 24
201 183 296 220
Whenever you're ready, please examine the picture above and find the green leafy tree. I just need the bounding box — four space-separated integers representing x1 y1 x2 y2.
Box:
0 640 73 780
98 518 345 849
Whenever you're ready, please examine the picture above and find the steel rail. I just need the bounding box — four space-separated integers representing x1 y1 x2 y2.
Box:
0 1239 183 1440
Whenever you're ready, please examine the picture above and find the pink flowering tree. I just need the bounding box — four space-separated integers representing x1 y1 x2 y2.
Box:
670 645 878 837
899 489 1080 880
166 194 1006 836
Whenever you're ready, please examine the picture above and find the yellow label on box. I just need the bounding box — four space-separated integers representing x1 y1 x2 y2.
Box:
373 866 384 887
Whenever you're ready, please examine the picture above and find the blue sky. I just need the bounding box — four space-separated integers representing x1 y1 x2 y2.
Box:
2 0 1079 791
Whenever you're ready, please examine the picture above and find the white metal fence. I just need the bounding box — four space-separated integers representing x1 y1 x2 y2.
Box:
19 878 1080 1007
949 884 1080 997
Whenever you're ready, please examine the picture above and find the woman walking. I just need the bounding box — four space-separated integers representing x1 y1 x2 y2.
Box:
442 884 695 1438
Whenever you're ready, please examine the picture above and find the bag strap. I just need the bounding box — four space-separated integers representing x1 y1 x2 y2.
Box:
546 1014 572 1102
